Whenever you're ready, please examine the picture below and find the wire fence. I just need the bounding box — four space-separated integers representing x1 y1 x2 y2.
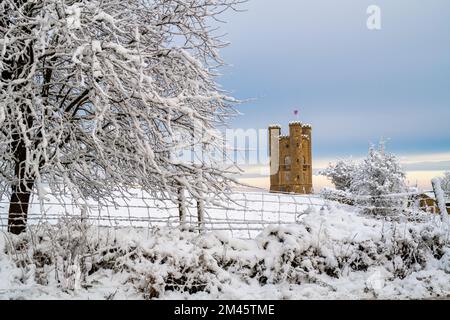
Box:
0 188 448 239
0 190 327 239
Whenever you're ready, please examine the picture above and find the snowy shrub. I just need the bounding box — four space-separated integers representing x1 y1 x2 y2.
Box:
209 207 449 293
136 252 219 299
320 159 357 191
349 142 407 216
320 187 354 205
321 141 408 216
1 206 449 299
244 217 447 284
3 217 95 291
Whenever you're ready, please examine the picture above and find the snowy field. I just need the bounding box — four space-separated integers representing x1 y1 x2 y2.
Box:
0 193 449 300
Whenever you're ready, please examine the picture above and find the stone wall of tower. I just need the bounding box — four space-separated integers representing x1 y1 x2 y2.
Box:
289 122 303 192
278 136 290 188
268 125 281 191
268 122 313 194
301 124 313 193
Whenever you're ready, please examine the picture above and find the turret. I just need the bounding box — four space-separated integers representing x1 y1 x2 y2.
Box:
288 122 303 185
268 125 281 188
301 124 312 164
268 125 281 157
302 124 312 138
301 124 313 191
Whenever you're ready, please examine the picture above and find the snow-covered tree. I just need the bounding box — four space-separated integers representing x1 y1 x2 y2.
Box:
350 142 407 215
320 159 357 191
320 142 408 215
0 0 242 234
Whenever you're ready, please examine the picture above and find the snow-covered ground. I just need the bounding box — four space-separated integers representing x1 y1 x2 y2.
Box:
0 199 449 300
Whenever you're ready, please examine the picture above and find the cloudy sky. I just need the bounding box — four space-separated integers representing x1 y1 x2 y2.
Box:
216 0 450 190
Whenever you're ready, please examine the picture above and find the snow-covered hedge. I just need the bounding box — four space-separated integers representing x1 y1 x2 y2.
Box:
1 205 449 299
320 187 354 205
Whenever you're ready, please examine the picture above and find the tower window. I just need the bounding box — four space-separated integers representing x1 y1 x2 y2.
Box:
285 172 291 183
284 156 292 170
284 156 292 166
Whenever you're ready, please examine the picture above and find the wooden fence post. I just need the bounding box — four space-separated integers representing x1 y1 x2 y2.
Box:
177 186 186 228
197 197 205 232
432 178 449 224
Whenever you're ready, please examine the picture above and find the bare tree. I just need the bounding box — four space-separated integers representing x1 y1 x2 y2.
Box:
0 0 243 234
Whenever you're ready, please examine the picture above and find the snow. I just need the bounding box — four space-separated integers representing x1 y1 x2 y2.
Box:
431 178 449 224
91 41 102 54
93 12 119 28
0 200 448 300
0 102 5 126
66 4 82 30
102 42 140 63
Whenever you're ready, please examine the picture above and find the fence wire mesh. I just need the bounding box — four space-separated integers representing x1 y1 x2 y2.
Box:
0 189 448 239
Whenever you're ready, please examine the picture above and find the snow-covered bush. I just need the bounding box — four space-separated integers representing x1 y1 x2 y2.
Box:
321 141 408 216
350 142 407 215
319 187 354 205
320 159 357 191
2 206 448 300
3 217 94 291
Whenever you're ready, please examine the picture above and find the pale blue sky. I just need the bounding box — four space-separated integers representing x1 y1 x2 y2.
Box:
218 0 450 167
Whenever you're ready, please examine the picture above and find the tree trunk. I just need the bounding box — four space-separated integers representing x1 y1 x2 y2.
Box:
8 141 35 234
177 186 186 227
3 3 37 234
8 182 34 235
196 198 205 232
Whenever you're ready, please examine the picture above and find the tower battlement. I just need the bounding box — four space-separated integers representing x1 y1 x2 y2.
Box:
268 122 313 194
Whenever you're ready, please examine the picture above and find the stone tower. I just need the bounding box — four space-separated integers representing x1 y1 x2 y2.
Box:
269 122 313 194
